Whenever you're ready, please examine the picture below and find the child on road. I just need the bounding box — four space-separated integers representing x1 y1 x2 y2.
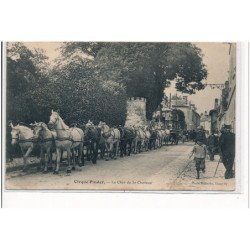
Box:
189 140 207 179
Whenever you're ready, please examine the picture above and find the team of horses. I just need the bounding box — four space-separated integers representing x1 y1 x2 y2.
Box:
10 110 177 174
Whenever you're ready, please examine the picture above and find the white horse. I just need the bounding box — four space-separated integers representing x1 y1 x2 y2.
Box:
133 126 147 153
10 122 35 172
141 126 151 151
48 110 84 174
163 128 170 145
98 122 120 161
31 122 54 173
155 124 165 148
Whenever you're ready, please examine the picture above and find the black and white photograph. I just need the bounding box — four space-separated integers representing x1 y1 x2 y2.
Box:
3 42 236 191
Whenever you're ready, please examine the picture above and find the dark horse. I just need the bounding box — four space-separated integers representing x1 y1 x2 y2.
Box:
118 126 135 157
149 127 157 150
169 130 179 145
84 121 101 164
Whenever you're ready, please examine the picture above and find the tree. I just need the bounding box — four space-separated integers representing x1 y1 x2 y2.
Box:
60 42 207 119
6 43 50 158
43 48 127 126
6 42 50 123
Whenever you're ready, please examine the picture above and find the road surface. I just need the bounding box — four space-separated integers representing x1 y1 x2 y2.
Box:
5 142 235 191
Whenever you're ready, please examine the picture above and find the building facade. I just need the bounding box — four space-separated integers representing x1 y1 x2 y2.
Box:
200 111 211 132
217 43 236 132
209 98 219 133
171 95 200 130
125 97 147 127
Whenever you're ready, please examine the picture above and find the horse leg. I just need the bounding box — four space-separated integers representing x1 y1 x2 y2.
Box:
139 140 142 152
90 142 94 163
92 142 98 164
66 148 72 174
78 142 83 167
23 146 33 172
43 147 50 173
82 144 85 166
48 148 53 170
128 139 133 156
39 148 44 172
100 143 104 159
114 141 119 160
119 141 123 157
110 143 114 159
105 143 110 161
134 139 137 154
125 141 128 156
81 145 85 166
71 149 76 170
54 148 61 174
127 141 130 156
86 145 91 161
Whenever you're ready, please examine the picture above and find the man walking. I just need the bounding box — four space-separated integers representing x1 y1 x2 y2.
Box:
207 130 219 161
190 140 207 179
219 124 235 179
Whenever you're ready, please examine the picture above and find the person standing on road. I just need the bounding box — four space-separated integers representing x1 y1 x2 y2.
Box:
207 130 219 161
219 124 235 179
189 140 207 179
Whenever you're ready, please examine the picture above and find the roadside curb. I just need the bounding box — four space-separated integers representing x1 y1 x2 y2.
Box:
5 162 40 173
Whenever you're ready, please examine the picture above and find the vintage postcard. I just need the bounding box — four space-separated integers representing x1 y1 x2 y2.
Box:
3 42 237 191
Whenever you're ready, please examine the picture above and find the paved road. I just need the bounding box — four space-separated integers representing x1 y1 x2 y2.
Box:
5 142 234 191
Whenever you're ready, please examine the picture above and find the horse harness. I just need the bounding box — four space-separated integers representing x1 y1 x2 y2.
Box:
52 127 84 143
102 127 119 140
12 136 53 144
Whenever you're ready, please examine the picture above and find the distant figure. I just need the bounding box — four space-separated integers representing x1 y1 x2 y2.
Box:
205 130 210 139
195 126 207 145
192 130 196 141
214 129 219 137
219 124 235 179
182 130 187 143
190 140 207 179
207 131 219 161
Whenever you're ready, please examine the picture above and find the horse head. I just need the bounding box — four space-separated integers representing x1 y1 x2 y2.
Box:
32 122 44 139
10 124 20 145
117 125 124 136
98 121 105 129
86 120 94 128
9 121 14 129
98 121 110 136
48 110 59 128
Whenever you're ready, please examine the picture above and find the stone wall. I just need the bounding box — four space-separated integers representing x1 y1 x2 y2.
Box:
125 97 147 127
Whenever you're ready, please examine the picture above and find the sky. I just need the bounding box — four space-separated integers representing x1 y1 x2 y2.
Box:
25 42 230 114
165 42 230 114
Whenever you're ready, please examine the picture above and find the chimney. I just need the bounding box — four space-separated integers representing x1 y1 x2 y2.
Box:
214 98 219 109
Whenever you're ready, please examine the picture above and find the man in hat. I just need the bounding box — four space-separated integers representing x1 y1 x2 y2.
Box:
218 124 235 179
